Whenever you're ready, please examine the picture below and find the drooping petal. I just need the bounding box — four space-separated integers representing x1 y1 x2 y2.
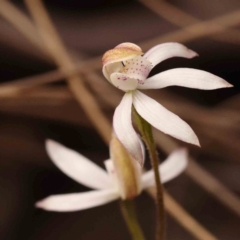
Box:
123 55 152 81
35 189 119 212
113 93 144 165
138 68 233 90
46 140 112 190
102 43 143 81
133 91 200 146
142 148 188 189
110 73 138 91
144 43 198 68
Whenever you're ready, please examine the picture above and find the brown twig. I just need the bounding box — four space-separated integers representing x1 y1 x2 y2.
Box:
139 7 240 49
1 6 240 93
140 0 240 46
164 192 217 240
0 0 44 52
24 0 111 144
154 130 240 218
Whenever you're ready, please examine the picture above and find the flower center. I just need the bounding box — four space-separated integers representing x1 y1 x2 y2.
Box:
122 55 153 82
109 56 153 92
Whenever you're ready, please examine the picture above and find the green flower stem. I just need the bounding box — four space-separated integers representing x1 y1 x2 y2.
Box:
133 107 165 240
120 199 146 240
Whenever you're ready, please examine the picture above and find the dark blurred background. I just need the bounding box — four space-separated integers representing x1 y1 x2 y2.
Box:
0 0 240 239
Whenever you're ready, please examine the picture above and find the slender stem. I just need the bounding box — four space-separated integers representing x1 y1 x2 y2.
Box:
120 200 146 240
133 107 165 240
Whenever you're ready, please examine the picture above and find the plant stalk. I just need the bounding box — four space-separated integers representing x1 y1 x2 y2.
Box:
120 200 146 240
133 107 165 240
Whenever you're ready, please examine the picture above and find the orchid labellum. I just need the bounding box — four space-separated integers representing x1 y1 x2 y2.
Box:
35 139 188 212
102 42 232 165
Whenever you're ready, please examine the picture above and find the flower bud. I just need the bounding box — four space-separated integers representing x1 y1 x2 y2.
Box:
110 135 142 200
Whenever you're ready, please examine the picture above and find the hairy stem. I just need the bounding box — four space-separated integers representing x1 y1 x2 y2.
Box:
133 107 165 240
120 200 146 240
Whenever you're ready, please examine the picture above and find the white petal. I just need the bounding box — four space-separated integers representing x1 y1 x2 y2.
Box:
133 91 200 146
113 93 144 165
104 159 119 191
35 189 119 212
46 140 112 189
110 72 138 91
138 68 233 90
144 43 198 67
103 62 123 82
123 55 152 81
142 148 188 189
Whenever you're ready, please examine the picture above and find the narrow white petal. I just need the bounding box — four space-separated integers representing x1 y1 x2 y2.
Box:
144 43 198 67
159 148 188 182
138 68 233 90
113 93 144 165
35 189 119 212
110 72 138 91
142 148 188 188
46 140 112 189
133 91 200 146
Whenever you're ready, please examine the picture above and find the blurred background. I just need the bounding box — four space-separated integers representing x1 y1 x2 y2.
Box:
0 0 240 239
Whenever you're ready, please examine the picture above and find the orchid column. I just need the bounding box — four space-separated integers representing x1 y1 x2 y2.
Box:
102 42 232 239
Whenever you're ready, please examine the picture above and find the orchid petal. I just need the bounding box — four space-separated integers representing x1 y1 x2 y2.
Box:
133 91 200 146
35 189 119 212
46 140 112 190
138 68 233 90
113 93 144 165
144 43 198 67
110 73 138 91
104 159 119 191
103 62 123 82
142 148 188 189
123 55 152 81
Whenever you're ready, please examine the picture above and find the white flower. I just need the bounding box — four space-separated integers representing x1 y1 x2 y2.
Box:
35 140 188 212
102 42 232 165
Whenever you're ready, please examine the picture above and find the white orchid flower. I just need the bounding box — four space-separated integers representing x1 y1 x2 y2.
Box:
35 139 188 212
102 42 232 165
